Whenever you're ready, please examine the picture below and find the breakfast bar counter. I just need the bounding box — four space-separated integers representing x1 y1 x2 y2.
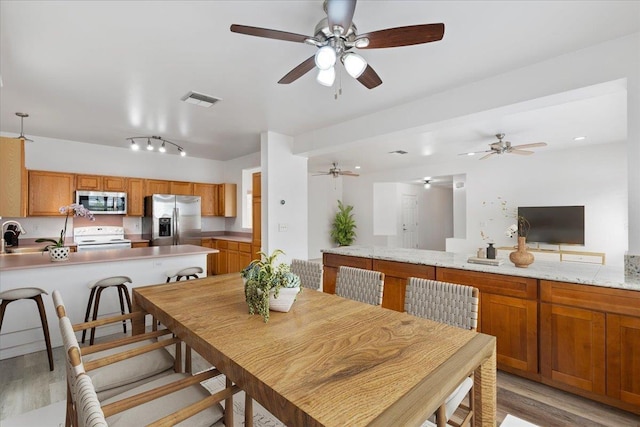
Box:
0 244 217 360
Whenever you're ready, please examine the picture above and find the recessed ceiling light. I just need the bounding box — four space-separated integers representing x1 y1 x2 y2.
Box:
354 166 361 169
573 136 587 141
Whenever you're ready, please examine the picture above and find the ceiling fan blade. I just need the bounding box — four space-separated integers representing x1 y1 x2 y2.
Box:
326 0 357 35
510 149 534 155
278 56 316 84
511 142 547 149
479 152 497 160
458 149 491 156
357 23 444 49
356 64 382 89
230 24 311 44
340 172 360 177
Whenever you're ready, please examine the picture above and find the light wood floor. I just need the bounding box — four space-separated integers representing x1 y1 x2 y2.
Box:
1 345 639 426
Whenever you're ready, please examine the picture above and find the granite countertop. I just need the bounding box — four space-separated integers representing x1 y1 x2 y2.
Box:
0 244 218 271
322 246 640 291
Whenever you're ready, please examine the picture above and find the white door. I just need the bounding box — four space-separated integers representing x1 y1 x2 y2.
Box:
401 194 418 248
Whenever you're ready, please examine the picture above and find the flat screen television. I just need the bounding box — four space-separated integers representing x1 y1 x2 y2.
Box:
517 206 585 245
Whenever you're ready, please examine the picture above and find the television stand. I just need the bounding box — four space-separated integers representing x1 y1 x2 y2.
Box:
496 244 605 265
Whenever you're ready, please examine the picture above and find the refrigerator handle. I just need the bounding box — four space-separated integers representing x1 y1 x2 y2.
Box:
174 207 180 245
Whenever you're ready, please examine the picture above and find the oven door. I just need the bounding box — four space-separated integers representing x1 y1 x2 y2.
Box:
76 242 132 252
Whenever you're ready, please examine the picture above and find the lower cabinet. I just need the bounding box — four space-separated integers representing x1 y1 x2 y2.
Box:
212 239 252 275
371 259 434 312
322 253 373 295
130 241 149 248
540 280 640 413
436 267 538 376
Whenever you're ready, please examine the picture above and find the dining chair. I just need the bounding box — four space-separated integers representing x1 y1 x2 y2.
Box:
335 266 384 306
290 259 323 290
404 277 479 427
58 314 232 427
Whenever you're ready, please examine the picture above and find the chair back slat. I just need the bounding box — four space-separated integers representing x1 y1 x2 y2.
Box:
335 266 384 306
290 259 323 290
405 278 479 331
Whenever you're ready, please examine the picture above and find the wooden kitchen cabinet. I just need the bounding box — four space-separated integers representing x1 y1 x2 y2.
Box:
436 267 538 376
0 137 27 217
127 178 145 216
322 253 373 295
214 239 229 275
28 170 75 216
170 181 193 196
193 183 216 216
215 183 237 217
251 172 261 258
130 241 149 248
145 179 170 196
540 302 606 394
76 174 126 191
541 280 640 411
372 259 435 312
211 239 251 274
103 176 127 191
201 238 216 276
238 242 252 270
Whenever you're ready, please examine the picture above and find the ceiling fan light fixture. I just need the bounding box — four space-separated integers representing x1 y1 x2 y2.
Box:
354 37 369 48
317 66 336 86
342 52 367 78
315 45 337 70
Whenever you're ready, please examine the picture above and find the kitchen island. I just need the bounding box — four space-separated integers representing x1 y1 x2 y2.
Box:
0 244 217 360
322 246 640 416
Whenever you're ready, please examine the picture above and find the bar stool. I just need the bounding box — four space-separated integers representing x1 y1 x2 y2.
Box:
0 287 54 371
165 266 203 283
82 276 132 345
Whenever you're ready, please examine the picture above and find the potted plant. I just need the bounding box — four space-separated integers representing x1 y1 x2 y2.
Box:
36 203 94 261
331 200 356 246
242 249 301 322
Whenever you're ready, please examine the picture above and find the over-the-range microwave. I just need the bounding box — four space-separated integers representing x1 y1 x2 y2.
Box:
76 191 127 214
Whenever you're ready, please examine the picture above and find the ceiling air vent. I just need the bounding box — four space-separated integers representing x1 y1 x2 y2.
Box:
181 91 222 108
389 150 408 155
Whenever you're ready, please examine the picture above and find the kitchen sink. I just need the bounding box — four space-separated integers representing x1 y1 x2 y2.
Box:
3 247 46 254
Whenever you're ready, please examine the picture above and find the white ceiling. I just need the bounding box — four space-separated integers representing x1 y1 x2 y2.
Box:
1 1 638 171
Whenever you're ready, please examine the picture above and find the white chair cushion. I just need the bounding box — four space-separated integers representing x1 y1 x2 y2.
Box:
101 372 224 427
82 338 174 396
0 287 47 300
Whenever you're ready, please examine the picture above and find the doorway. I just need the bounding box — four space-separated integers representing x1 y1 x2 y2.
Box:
401 194 418 249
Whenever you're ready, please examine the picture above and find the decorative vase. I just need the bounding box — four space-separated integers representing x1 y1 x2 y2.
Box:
486 243 496 259
268 287 301 313
509 237 534 268
49 246 70 262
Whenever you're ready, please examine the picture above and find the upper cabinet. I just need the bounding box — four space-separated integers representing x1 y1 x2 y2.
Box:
0 137 28 217
76 174 127 192
145 179 170 196
127 178 145 216
170 181 193 196
28 170 75 216
216 183 237 217
193 183 216 216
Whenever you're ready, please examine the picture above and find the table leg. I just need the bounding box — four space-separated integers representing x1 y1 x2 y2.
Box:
131 292 146 335
474 344 497 426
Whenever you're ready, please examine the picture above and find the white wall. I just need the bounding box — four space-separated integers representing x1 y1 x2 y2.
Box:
222 151 261 233
260 131 308 263
308 175 342 260
295 33 639 262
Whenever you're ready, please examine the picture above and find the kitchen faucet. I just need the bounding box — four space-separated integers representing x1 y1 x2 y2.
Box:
1 220 27 254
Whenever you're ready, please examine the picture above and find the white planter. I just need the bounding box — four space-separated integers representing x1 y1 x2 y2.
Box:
49 246 70 262
269 287 300 312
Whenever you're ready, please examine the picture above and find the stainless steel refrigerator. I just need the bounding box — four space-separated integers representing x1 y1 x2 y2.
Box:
142 194 201 246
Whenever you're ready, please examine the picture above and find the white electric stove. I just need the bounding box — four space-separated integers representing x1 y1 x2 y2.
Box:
73 226 132 252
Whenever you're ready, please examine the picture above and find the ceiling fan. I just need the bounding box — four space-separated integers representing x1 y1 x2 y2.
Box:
314 162 359 178
460 133 547 160
230 0 444 89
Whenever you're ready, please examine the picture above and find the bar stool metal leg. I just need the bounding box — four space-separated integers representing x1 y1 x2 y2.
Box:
33 294 54 371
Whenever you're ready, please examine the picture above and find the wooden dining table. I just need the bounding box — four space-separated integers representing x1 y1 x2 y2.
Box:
131 273 496 427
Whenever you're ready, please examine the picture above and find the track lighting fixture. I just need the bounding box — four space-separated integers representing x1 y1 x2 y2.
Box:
126 136 186 156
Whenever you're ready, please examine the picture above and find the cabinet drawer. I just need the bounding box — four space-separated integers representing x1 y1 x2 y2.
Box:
239 242 251 253
372 259 434 280
323 253 372 270
216 240 228 250
227 241 239 251
436 267 537 299
541 280 640 317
